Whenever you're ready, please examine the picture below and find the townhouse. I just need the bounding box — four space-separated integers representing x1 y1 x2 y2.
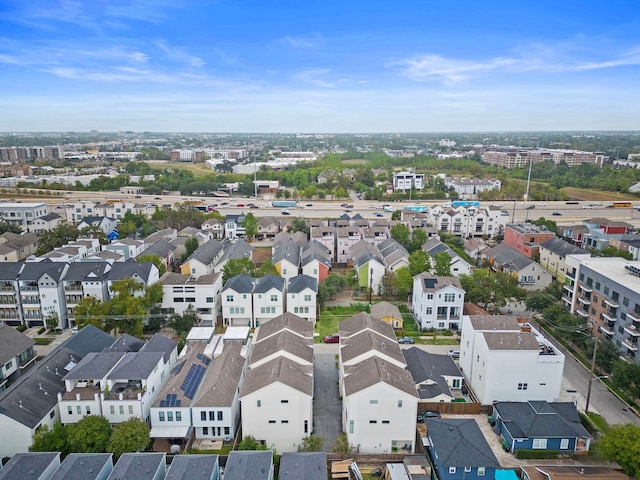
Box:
422 238 472 277
253 275 286 327
0 324 36 392
272 239 301 280
484 243 553 291
538 237 590 283
411 274 465 330
160 272 223 324
0 231 39 261
286 274 318 323
300 240 331 283
349 240 386 295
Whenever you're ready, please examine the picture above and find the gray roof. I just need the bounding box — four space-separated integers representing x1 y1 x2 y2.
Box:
0 325 114 428
272 239 301 266
493 401 591 440
107 453 166 480
193 343 245 408
254 312 313 343
286 274 317 294
0 262 23 280
413 273 463 292
241 356 313 398
142 333 177 363
0 452 60 480
540 237 586 256
403 347 462 400
340 330 406 366
165 454 219 480
63 351 125 380
339 311 396 340
300 241 331 267
216 239 253 266
253 274 285 294
222 274 256 294
107 351 164 380
343 356 417 398
185 239 222 265
482 331 541 351
279 452 327 480
154 342 209 408
350 239 384 268
370 301 402 321
0 325 35 365
106 334 146 353
50 453 113 480
485 243 534 272
63 261 110 282
467 315 522 331
422 238 468 268
224 451 273 480
107 261 155 283
36 212 62 222
19 260 67 282
249 330 313 366
138 239 176 259
378 238 409 266
425 418 500 468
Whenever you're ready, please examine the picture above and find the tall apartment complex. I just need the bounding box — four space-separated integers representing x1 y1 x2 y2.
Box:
483 148 608 168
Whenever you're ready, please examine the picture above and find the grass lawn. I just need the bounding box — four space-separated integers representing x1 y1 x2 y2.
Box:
34 337 54 345
560 187 637 201
146 161 213 175
190 444 233 455
315 304 369 342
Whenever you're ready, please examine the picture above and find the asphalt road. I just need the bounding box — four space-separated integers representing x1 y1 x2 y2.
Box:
312 344 343 452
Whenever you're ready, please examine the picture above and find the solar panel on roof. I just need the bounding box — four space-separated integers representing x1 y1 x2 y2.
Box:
159 400 166 407
175 400 181 407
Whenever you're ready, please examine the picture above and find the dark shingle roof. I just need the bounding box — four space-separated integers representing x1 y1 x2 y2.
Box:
165 454 219 480
184 239 222 265
402 347 462 400
540 237 586 256
107 351 164 380
279 453 327 480
224 451 273 480
425 418 500 468
19 260 67 282
222 274 256 294
0 262 23 280
0 325 35 366
63 261 110 281
138 239 176 259
62 351 125 380
253 274 285 294
286 274 317 294
192 343 245 408
107 453 165 480
0 452 60 480
49 453 113 480
142 333 177 363
485 243 533 272
107 261 154 282
272 239 301 266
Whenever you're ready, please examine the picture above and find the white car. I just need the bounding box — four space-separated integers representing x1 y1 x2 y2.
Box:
537 202 546 206
583 205 593 209
592 201 603 206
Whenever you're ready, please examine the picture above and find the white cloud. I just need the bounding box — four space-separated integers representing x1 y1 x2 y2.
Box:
280 35 322 49
293 68 351 88
155 40 205 67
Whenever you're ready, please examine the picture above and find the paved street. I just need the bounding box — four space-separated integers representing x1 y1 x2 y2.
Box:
312 344 342 452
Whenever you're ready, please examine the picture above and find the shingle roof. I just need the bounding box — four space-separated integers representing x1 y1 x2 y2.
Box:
425 418 500 468
165 454 219 480
540 237 586 256
253 274 285 294
192 343 245 408
63 351 125 380
224 451 273 480
138 239 176 258
241 356 313 398
279 453 327 480
249 330 313 366
402 347 462 400
153 341 209 408
253 312 313 343
49 453 113 480
222 274 256 294
339 312 396 340
343 356 417 397
370 301 402 321
0 452 60 480
485 243 534 272
340 330 406 366
0 262 23 280
185 239 222 265
107 261 154 282
106 351 164 380
0 325 114 428
413 273 463 292
0 325 35 366
106 334 146 353
216 239 254 266
272 239 301 266
287 274 317 294
107 453 165 480
63 261 110 281
141 334 177 363
493 401 591 440
19 260 67 282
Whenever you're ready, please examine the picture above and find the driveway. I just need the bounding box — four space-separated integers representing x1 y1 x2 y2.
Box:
313 344 343 452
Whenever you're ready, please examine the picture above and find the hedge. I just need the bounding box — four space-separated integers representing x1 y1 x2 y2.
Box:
515 449 559 459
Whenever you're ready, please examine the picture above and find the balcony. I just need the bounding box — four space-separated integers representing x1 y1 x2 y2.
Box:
600 323 615 335
0 287 17 293
20 286 38 292
623 339 638 352
64 285 83 292
624 325 640 337
604 298 619 308
578 296 591 305
563 283 573 294
578 284 593 293
575 309 589 318
602 311 617 322
627 311 640 323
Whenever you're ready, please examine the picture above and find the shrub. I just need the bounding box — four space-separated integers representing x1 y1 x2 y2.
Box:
515 449 559 459
16 325 27 332
37 327 46 335
34 337 54 345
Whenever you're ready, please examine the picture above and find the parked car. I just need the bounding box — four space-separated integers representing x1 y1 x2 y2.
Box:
552 211 562 216
448 349 460 358
324 333 340 343
417 411 441 423
525 205 535 209
375 212 384 217
398 336 415 344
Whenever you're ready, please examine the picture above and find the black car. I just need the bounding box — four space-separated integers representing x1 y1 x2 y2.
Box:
417 411 441 423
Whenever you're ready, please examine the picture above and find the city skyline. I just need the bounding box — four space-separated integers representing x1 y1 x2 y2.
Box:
0 0 639 133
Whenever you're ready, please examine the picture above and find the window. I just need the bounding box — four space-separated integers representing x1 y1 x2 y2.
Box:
201 411 206 421
449 467 456 474
202 426 208 435
604 286 610 295
465 467 472 472
444 293 455 302
209 411 215 421
397 400 403 407
257 400 261 407
268 420 276 424
217 411 223 421
67 406 73 415
226 295 234 302
281 420 289 424
623 297 629 307
560 438 569 450
532 438 548 449
281 400 289 404
304 294 311 302
76 406 81 414
427 294 433 299
159 412 165 421
176 411 182 421
518 383 528 391
86 406 91 414
167 412 173 422
128 405 133 415
110 406 115 415
478 467 486 476
349 420 354 434
224 427 230 435
304 420 309 433
5 360 12 370
50 410 55 419
369 420 377 424
370 399 378 404
206 297 214 303
612 291 619 301
426 307 432 315
271 294 278 302
119 405 124 415
382 420 390 424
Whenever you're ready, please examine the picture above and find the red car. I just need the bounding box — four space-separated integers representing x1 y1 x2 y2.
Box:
324 333 340 343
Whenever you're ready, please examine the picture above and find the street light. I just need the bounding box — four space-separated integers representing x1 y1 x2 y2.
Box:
585 374 608 415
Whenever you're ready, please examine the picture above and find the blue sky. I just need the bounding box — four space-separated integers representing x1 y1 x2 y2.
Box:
0 0 639 132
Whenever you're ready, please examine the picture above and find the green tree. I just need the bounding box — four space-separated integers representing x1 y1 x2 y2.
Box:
0 223 22 234
525 292 556 312
410 229 427 253
390 224 411 250
118 220 137 239
184 237 199 259
44 311 60 330
460 269 527 313
380 271 399 299
36 222 80 256
612 361 640 401
222 257 256 284
300 435 325 452
395 266 413 298
138 254 167 276
237 435 267 450
391 210 401 221
256 259 279 277
433 251 452 276
170 304 199 335
290 217 310 236
242 212 259 239
598 424 640 477
67 415 111 453
408 250 432 276
600 246 634 260
31 423 71 455
107 418 150 458
531 217 557 233
332 433 354 454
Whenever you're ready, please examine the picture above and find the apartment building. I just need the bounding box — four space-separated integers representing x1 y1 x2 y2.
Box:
504 223 556 259
411 274 465 330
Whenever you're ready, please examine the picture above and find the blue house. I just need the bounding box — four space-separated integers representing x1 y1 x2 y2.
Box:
425 418 501 480
492 401 592 454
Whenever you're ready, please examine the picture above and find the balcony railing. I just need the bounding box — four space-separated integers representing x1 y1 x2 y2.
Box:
601 323 615 335
20 286 38 292
578 296 591 305
624 325 640 337
604 298 619 308
575 309 589 318
623 339 638 351
579 284 593 293
602 311 617 322
627 311 640 323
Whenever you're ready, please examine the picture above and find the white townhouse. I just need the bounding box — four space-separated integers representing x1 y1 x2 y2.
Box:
160 272 223 324
342 356 418 454
62 261 110 327
248 331 314 369
411 274 465 331
286 274 318 324
0 201 48 229
104 238 146 260
240 356 313 453
253 275 286 327
422 238 473 277
272 239 301 281
253 312 314 345
18 260 69 328
201 218 225 239
221 275 255 327
460 315 565 405
59 334 177 425
107 261 160 296
180 239 223 278
0 263 26 326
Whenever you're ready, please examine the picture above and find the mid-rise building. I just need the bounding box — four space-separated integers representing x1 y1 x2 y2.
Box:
411 274 465 330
